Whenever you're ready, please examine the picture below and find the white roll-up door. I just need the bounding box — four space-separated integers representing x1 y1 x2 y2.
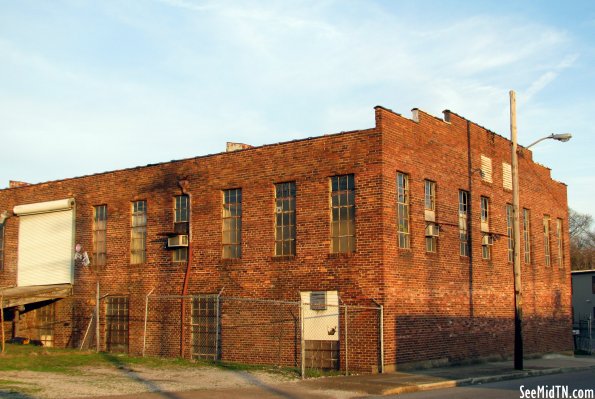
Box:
14 199 75 286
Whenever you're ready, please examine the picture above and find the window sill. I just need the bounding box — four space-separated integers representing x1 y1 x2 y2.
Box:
271 255 296 262
221 258 242 264
328 252 356 259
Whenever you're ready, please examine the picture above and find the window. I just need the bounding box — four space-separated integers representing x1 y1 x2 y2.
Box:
191 295 218 360
310 291 327 311
424 180 437 253
459 190 469 257
544 216 551 266
523 209 531 264
397 172 410 249
330 175 355 253
481 197 490 260
106 296 129 353
36 303 56 347
275 182 296 256
502 162 512 190
0 223 4 271
131 201 147 264
424 180 436 211
592 276 595 294
556 218 564 267
222 189 242 259
506 204 513 263
480 155 492 183
173 195 189 262
93 205 107 267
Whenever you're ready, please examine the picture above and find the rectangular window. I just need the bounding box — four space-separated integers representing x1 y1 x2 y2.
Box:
592 276 595 294
222 189 242 259
106 296 129 353
544 215 551 266
424 180 436 211
275 182 296 256
93 205 107 267
481 196 490 260
502 162 512 190
506 204 513 263
173 195 189 262
397 172 410 249
459 190 469 257
36 303 56 347
523 209 531 264
131 201 147 264
331 175 355 253
191 295 219 360
556 218 564 268
0 223 4 271
310 291 327 311
480 155 493 183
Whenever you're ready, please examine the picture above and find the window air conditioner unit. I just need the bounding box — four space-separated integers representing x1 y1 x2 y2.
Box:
168 235 189 248
482 235 494 246
425 224 440 237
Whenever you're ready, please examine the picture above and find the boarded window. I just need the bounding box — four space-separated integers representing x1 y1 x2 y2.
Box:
106 296 129 353
459 190 469 257
397 172 410 249
310 291 327 311
275 182 296 256
131 201 147 264
480 155 493 183
330 175 355 253
523 209 531 264
93 205 107 267
222 189 242 259
502 162 512 190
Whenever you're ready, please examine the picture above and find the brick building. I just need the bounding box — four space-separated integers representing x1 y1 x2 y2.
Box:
0 105 572 371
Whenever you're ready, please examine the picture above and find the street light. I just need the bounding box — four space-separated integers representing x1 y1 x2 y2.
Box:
510 91 572 370
526 133 573 149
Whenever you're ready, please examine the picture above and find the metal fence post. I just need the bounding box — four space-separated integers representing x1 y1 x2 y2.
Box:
379 305 384 373
300 302 305 379
344 304 348 376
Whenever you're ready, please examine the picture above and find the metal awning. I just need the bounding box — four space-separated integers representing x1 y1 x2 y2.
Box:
0 284 72 308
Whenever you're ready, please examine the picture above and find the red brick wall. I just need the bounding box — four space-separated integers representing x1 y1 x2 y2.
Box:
376 106 571 368
0 105 572 370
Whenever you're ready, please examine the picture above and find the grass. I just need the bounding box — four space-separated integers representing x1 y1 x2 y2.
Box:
0 344 202 374
0 344 332 379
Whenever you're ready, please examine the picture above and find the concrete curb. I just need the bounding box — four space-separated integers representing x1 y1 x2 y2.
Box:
381 364 595 396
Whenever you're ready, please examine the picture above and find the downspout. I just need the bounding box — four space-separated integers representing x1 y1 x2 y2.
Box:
179 181 192 358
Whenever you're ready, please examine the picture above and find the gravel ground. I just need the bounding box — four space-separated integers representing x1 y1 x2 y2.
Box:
0 365 296 398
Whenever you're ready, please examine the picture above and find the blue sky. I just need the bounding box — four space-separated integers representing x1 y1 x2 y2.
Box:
1 0 593 214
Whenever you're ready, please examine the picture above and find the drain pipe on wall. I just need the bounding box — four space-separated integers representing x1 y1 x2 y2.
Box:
143 287 155 357
179 180 192 359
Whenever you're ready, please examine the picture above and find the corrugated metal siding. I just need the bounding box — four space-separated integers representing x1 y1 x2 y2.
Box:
17 209 74 286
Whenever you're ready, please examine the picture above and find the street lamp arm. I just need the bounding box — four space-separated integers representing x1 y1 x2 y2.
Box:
526 133 573 149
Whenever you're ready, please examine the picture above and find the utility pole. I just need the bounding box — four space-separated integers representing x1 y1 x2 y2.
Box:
510 90 523 370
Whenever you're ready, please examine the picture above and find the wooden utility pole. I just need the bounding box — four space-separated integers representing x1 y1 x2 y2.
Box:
510 90 523 370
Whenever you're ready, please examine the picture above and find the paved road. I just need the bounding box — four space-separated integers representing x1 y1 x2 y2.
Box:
376 369 595 399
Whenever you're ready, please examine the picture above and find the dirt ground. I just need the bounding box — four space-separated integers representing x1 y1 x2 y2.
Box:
0 365 297 398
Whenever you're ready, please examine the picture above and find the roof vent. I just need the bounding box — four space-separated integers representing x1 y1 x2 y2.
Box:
226 142 253 152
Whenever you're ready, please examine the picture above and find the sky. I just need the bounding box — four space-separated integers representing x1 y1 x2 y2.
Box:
1 0 594 214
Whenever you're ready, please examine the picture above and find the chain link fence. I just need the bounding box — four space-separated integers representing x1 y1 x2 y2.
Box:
142 294 382 377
